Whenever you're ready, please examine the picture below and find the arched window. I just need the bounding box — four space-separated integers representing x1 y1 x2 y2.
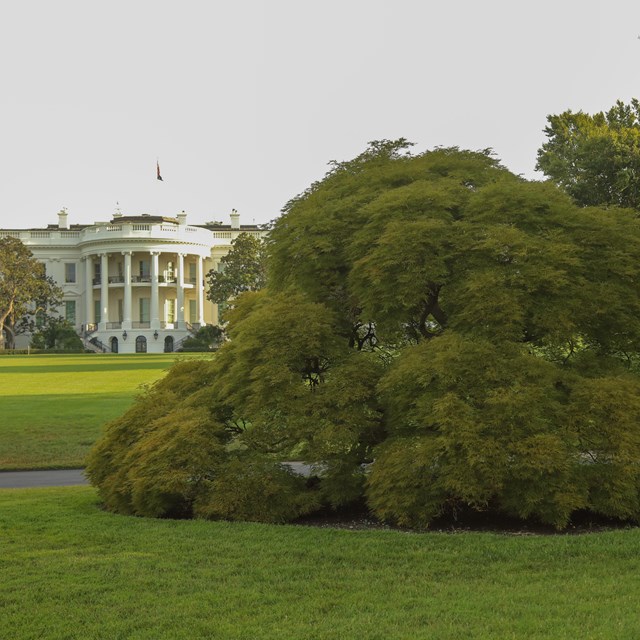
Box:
164 336 174 353
135 335 147 353
110 336 118 353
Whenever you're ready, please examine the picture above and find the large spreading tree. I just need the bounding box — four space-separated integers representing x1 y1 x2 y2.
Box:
87 142 640 529
0 237 62 349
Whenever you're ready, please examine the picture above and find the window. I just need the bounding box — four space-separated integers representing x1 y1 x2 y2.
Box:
166 299 175 324
65 263 76 283
94 300 101 324
139 298 150 323
189 299 197 322
189 263 196 284
139 260 150 277
94 263 101 279
65 300 76 325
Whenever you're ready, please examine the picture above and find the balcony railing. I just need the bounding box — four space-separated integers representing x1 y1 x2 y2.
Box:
132 322 151 329
92 275 181 285
106 322 122 329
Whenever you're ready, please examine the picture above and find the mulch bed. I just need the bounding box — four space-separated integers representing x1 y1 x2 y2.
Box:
292 503 637 535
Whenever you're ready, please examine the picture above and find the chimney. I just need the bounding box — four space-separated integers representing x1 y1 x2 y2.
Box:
177 210 187 226
230 208 240 230
58 208 69 230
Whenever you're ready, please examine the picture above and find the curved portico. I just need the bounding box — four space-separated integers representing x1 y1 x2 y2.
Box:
1 209 266 353
78 216 213 353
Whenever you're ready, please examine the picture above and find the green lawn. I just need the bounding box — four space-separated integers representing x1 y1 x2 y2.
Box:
0 353 205 470
0 486 639 639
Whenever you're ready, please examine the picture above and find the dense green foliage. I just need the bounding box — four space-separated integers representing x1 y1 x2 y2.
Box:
179 324 223 351
88 142 640 529
0 237 62 349
537 99 640 208
206 232 267 306
6 488 640 640
30 317 84 350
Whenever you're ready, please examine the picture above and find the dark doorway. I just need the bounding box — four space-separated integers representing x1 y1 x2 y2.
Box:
135 335 147 353
164 336 174 353
110 337 118 353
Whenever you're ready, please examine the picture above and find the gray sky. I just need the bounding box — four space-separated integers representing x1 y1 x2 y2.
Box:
2 0 640 229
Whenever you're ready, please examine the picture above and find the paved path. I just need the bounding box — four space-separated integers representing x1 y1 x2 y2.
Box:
0 469 88 489
0 463 314 489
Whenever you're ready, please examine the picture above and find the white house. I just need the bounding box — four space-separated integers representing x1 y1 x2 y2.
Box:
0 209 265 353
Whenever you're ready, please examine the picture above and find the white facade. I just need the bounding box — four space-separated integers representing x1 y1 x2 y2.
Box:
1 210 265 354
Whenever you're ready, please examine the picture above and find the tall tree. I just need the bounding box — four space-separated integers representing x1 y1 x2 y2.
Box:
0 237 62 349
536 99 640 208
206 232 267 307
4 274 62 349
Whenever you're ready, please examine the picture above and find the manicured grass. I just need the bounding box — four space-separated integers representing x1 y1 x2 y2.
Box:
1 487 639 639
0 354 206 470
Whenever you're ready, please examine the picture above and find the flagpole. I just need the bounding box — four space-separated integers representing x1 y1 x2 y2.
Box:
156 158 163 217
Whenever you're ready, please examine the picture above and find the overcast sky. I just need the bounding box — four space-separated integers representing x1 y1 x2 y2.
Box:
2 0 640 229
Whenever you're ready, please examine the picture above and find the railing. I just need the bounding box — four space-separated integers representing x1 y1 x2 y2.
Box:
84 323 97 335
106 322 122 329
132 322 150 329
131 275 152 283
108 276 124 283
186 322 201 334
88 337 111 353
158 275 177 283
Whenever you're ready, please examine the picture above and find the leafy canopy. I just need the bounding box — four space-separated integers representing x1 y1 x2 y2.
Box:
0 237 62 349
206 232 267 306
89 141 640 529
537 99 640 208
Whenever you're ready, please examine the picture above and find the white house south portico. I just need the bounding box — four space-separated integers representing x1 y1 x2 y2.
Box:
1 209 264 353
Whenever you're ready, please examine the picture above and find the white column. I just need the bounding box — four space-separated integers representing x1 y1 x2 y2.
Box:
122 251 132 330
197 255 205 326
177 253 185 329
151 251 160 329
99 253 109 330
84 256 93 330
